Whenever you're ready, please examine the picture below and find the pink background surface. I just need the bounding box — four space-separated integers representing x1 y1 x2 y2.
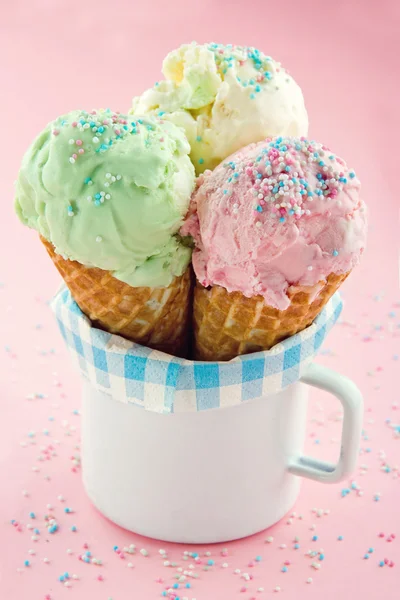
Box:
1 1 399 599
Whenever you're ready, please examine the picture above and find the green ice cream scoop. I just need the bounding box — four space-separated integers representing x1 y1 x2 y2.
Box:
15 109 195 287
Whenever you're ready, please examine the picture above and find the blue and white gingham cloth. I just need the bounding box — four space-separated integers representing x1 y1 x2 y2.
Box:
52 287 342 414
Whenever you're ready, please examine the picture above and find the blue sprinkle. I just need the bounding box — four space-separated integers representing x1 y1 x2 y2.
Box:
282 566 288 573
255 85 261 92
192 553 199 558
368 548 374 553
89 121 96 128
34 528 40 534
196 136 202 142
11 519 16 525
250 93 256 99
162 593 167 597
24 560 30 567
85 551 91 557
64 572 69 579
113 546 119 551
294 543 300 549
223 189 228 194
338 535 343 541
29 512 35 519
173 583 179 589
318 160 325 166
83 556 90 563
312 536 318 541
364 554 369 559
84 177 91 184
388 311 396 318
207 559 215 566
279 217 285 223
349 172 356 178
185 583 191 588
59 575 65 582
379 561 385 567
265 72 272 80
255 556 262 561
319 553 325 560
64 507 71 514
97 126 105 133
332 250 339 257
256 206 263 212
71 525 77 532
198 158 204 165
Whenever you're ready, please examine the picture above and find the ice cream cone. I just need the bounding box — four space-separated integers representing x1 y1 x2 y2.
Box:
193 272 348 361
41 237 192 357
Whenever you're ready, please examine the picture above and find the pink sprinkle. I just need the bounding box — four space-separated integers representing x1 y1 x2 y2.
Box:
72 153 77 159
71 122 77 127
389 561 395 567
391 534 396 539
52 129 60 136
379 533 385 538
103 120 109 125
159 137 164 142
384 558 389 564
97 575 104 581
45 595 51 600
155 577 163 583
284 561 291 566
248 561 255 567
120 553 125 559
83 543 89 549
221 550 228 557
240 587 247 593
76 139 82 146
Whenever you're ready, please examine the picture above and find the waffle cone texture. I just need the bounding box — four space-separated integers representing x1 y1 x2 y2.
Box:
41 237 191 357
193 272 349 361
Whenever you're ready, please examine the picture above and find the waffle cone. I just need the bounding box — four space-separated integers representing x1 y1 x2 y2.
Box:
41 237 192 357
193 272 349 361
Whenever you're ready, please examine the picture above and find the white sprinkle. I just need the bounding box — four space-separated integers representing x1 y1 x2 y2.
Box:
279 544 287 549
205 551 211 557
287 518 293 525
95 236 102 243
163 561 170 567
106 173 112 179
111 176 116 183
31 535 39 541
116 174 122 180
140 549 148 557
58 495 65 501
28 549 35 555
68 139 74 145
274 586 281 592
234 568 241 574
159 549 166 555
258 587 264 592
129 544 136 549
265 536 274 543
22 490 29 497
307 265 313 271
127 562 134 568
69 157 75 164
64 581 71 587
72 574 79 580
105 194 111 200
307 577 313 584
66 549 73 554
222 563 228 568
93 137 99 143
43 558 49 563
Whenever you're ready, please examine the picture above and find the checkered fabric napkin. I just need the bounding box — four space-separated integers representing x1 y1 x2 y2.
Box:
51 287 342 414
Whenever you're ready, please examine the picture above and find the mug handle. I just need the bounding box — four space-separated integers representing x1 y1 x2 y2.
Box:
288 362 363 483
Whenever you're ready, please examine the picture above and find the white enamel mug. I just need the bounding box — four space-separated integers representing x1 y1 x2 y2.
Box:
82 362 363 543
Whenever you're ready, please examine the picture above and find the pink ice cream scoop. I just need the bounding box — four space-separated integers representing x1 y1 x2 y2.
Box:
182 136 367 311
